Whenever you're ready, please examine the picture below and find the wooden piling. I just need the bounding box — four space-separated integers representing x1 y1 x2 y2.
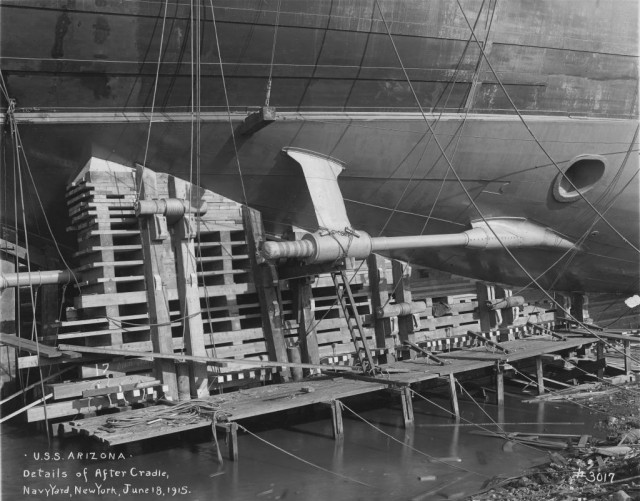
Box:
399 386 414 427
596 342 605 380
624 340 631 375
495 362 505 408
328 400 344 439
536 356 545 395
448 374 460 421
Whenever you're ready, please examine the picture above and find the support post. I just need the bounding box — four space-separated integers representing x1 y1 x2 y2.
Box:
227 422 239 461
291 277 320 369
555 293 572 324
286 344 303 381
176 363 191 401
0 255 16 385
476 282 498 331
596 342 605 380
535 356 545 395
329 400 344 439
136 167 178 400
495 362 504 408
571 293 591 324
448 374 460 421
367 254 395 363
215 422 239 461
399 386 414 427
169 177 209 398
39 255 60 344
243 207 290 381
494 286 518 335
623 340 631 376
392 260 417 355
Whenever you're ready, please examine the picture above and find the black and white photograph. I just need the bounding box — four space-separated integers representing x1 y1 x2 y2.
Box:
1 1 639 499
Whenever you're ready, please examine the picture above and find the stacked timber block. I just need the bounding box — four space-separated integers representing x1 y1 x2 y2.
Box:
57 159 387 394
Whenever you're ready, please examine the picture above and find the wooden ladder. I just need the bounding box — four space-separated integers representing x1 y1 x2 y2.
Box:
331 269 377 374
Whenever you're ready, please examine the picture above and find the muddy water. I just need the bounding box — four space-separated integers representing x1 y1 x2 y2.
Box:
2 393 603 501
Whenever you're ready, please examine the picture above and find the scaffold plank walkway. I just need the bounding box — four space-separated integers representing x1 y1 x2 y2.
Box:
63 333 600 447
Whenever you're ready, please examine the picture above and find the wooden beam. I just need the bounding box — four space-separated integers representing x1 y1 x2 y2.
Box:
243 207 291 381
476 282 497 332
57 344 357 372
291 277 320 370
392 260 417 354
0 394 53 424
0 333 79 358
367 254 395 363
169 179 209 398
136 166 179 400
596 342 605 380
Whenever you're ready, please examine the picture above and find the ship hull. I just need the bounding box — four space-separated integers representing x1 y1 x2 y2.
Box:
1 0 638 293
8 112 639 293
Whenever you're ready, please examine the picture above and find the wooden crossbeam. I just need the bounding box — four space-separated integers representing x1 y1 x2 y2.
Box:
0 333 80 358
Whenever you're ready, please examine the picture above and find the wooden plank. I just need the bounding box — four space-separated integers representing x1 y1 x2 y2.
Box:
57 344 359 372
0 333 80 358
0 394 53 424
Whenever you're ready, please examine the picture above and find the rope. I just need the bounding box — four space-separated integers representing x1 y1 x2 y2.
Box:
264 0 282 107
237 423 372 487
455 0 639 255
103 399 231 429
137 0 170 200
208 0 249 207
339 401 484 477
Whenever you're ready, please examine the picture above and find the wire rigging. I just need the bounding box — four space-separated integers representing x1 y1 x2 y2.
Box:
374 0 640 368
455 0 640 255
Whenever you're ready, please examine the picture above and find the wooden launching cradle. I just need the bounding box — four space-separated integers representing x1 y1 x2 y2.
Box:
2 159 638 461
